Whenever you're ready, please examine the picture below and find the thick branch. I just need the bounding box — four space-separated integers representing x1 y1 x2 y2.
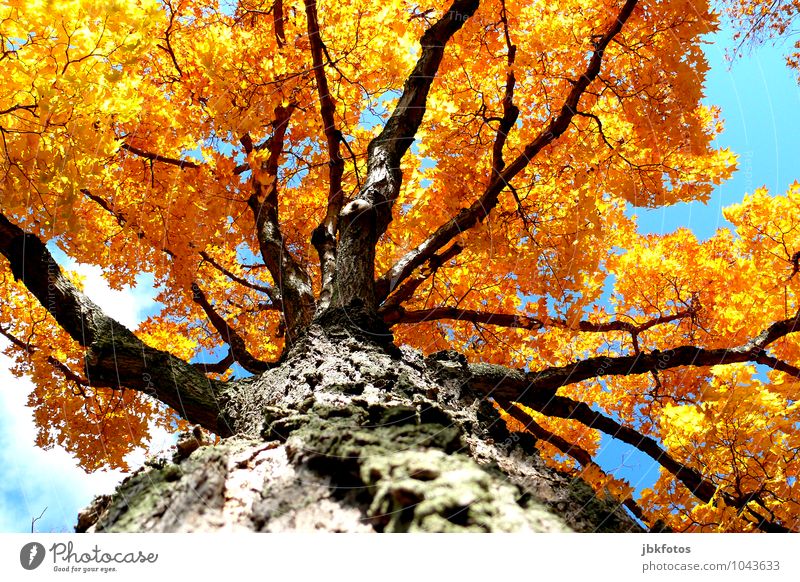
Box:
0 213 231 435
190 283 272 374
368 0 481 192
529 394 719 503
754 351 800 377
491 0 519 175
273 0 286 47
245 104 316 342
384 306 693 335
385 306 543 328
466 309 800 403
331 0 480 310
375 0 639 300
191 349 235 375
497 394 790 532
519 394 792 532
497 397 593 465
462 311 800 531
305 0 345 312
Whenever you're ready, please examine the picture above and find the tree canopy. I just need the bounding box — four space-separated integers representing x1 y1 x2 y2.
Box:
1 0 799 532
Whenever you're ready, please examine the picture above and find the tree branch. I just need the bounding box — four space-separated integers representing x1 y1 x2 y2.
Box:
0 212 231 435
0 323 90 386
190 282 272 374
465 308 800 404
526 393 720 502
31 507 47 534
384 305 694 336
244 104 316 342
518 394 792 532
191 349 235 374
491 0 519 175
459 310 800 531
273 0 286 47
375 0 639 300
368 0 481 200
0 103 37 117
332 0 480 310
119 142 200 169
385 306 543 328
199 250 280 307
305 0 345 312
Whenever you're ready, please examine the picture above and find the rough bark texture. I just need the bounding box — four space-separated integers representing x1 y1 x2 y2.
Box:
77 311 642 533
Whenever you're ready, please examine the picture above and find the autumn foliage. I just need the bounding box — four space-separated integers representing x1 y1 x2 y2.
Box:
1 0 799 532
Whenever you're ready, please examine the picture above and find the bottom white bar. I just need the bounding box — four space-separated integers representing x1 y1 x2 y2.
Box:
1 533 797 581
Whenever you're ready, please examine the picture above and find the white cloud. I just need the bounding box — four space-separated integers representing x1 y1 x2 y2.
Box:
0 262 170 532
58 256 160 331
0 353 126 532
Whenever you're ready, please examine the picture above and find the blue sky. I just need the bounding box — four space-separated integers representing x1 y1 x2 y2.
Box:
1 23 799 533
634 31 800 240
594 30 800 501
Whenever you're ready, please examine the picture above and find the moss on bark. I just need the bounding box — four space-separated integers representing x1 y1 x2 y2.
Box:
77 324 642 533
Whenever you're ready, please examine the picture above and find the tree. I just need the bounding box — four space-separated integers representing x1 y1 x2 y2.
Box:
1 0 798 532
721 0 800 68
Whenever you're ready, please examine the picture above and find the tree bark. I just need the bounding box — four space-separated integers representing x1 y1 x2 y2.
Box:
77 310 642 533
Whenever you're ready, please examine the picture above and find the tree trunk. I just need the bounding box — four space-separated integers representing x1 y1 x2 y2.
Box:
76 308 641 533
